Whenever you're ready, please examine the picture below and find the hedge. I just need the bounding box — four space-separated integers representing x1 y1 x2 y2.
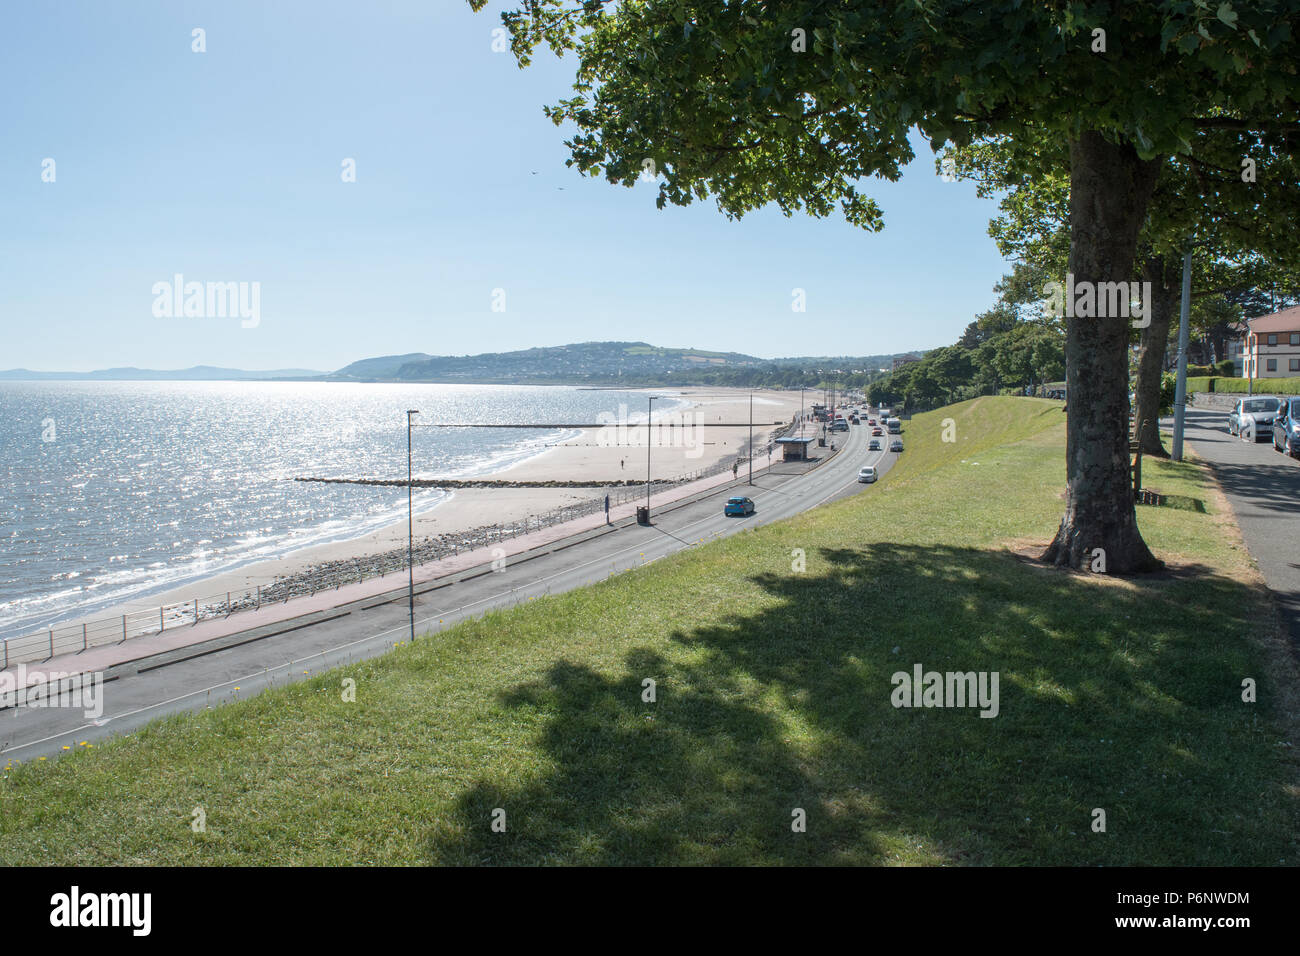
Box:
1187 376 1300 395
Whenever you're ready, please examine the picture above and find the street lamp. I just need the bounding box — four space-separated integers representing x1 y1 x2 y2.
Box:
406 409 419 642
748 390 753 485
645 395 660 519
1247 329 1257 396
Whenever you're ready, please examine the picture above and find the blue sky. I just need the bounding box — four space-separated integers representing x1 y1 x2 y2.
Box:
1 0 1013 372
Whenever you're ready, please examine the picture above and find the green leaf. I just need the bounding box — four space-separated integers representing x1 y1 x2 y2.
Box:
1217 3 1238 29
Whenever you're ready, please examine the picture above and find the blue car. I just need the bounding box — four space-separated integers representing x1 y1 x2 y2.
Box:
724 495 755 516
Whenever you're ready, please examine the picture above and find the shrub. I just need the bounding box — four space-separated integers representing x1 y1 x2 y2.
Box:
1212 376 1300 395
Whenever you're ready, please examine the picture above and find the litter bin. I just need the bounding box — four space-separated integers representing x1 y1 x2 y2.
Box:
636 506 650 525
818 437 826 447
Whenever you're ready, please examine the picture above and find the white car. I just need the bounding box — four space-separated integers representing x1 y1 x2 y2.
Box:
1228 396 1281 442
857 465 878 483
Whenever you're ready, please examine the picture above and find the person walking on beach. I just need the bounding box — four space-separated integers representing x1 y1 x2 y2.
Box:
620 458 624 470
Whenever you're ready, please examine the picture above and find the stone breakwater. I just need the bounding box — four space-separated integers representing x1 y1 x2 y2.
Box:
196 482 681 619
205 422 803 623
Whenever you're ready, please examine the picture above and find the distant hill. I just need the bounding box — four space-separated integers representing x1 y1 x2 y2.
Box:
0 366 324 381
326 342 925 386
330 353 435 381
357 341 767 384
1 343 927 387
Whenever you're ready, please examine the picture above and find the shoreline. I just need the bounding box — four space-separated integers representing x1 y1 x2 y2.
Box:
5 387 804 644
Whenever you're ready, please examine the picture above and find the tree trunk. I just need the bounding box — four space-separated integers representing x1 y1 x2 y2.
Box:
1133 256 1180 458
1041 132 1162 573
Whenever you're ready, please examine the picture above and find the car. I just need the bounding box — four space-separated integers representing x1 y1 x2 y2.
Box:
850 414 860 424
724 495 755 516
889 439 904 452
872 426 884 436
1228 396 1282 441
868 418 877 426
857 465 878 483
868 438 882 450
1273 396 1300 457
831 420 849 432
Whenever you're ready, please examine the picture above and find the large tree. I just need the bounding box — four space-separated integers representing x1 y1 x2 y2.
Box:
954 132 1300 458
476 0 1300 571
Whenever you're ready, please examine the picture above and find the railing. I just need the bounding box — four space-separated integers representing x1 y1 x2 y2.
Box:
2 430 789 672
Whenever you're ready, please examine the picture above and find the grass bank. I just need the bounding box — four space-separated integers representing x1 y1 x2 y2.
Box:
2 397 1296 864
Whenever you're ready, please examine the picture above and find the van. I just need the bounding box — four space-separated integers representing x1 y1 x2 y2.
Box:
886 418 901 434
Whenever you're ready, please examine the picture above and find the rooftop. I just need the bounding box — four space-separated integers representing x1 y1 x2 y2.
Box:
1244 305 1300 334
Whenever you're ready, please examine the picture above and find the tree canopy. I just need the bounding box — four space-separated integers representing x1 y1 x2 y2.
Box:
475 0 1300 571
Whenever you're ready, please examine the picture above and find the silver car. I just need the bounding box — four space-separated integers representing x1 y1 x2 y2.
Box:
1228 396 1281 442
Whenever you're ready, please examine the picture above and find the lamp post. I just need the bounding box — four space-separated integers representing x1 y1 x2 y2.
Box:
1171 248 1194 461
406 409 419 642
645 395 660 518
1247 330 1256 396
748 390 754 485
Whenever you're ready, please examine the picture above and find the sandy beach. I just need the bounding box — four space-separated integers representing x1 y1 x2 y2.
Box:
28 387 807 641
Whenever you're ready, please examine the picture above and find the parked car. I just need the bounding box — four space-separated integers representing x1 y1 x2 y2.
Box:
857 465 878 483
889 439 904 452
1228 396 1282 441
1273 396 1300 457
872 427 884 436
724 495 755 516
868 438 882 450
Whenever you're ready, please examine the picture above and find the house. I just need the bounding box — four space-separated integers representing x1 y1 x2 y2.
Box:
892 354 921 372
1239 306 1300 380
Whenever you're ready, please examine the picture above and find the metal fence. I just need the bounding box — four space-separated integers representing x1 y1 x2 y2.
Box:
2 428 795 671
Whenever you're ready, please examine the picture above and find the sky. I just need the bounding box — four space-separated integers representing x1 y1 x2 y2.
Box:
1 0 1014 372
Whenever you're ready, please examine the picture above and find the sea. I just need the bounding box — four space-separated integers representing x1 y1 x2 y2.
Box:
0 381 687 640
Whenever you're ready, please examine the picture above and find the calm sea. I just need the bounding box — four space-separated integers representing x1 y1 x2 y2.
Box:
0 381 684 638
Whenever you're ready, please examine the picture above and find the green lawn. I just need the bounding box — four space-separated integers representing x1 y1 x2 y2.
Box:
3 396 1296 865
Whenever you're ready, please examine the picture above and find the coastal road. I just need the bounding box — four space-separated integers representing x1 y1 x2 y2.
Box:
1178 407 1300 650
3 413 899 761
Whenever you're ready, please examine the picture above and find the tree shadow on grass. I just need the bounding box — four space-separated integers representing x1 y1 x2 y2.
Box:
427 543 1298 866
